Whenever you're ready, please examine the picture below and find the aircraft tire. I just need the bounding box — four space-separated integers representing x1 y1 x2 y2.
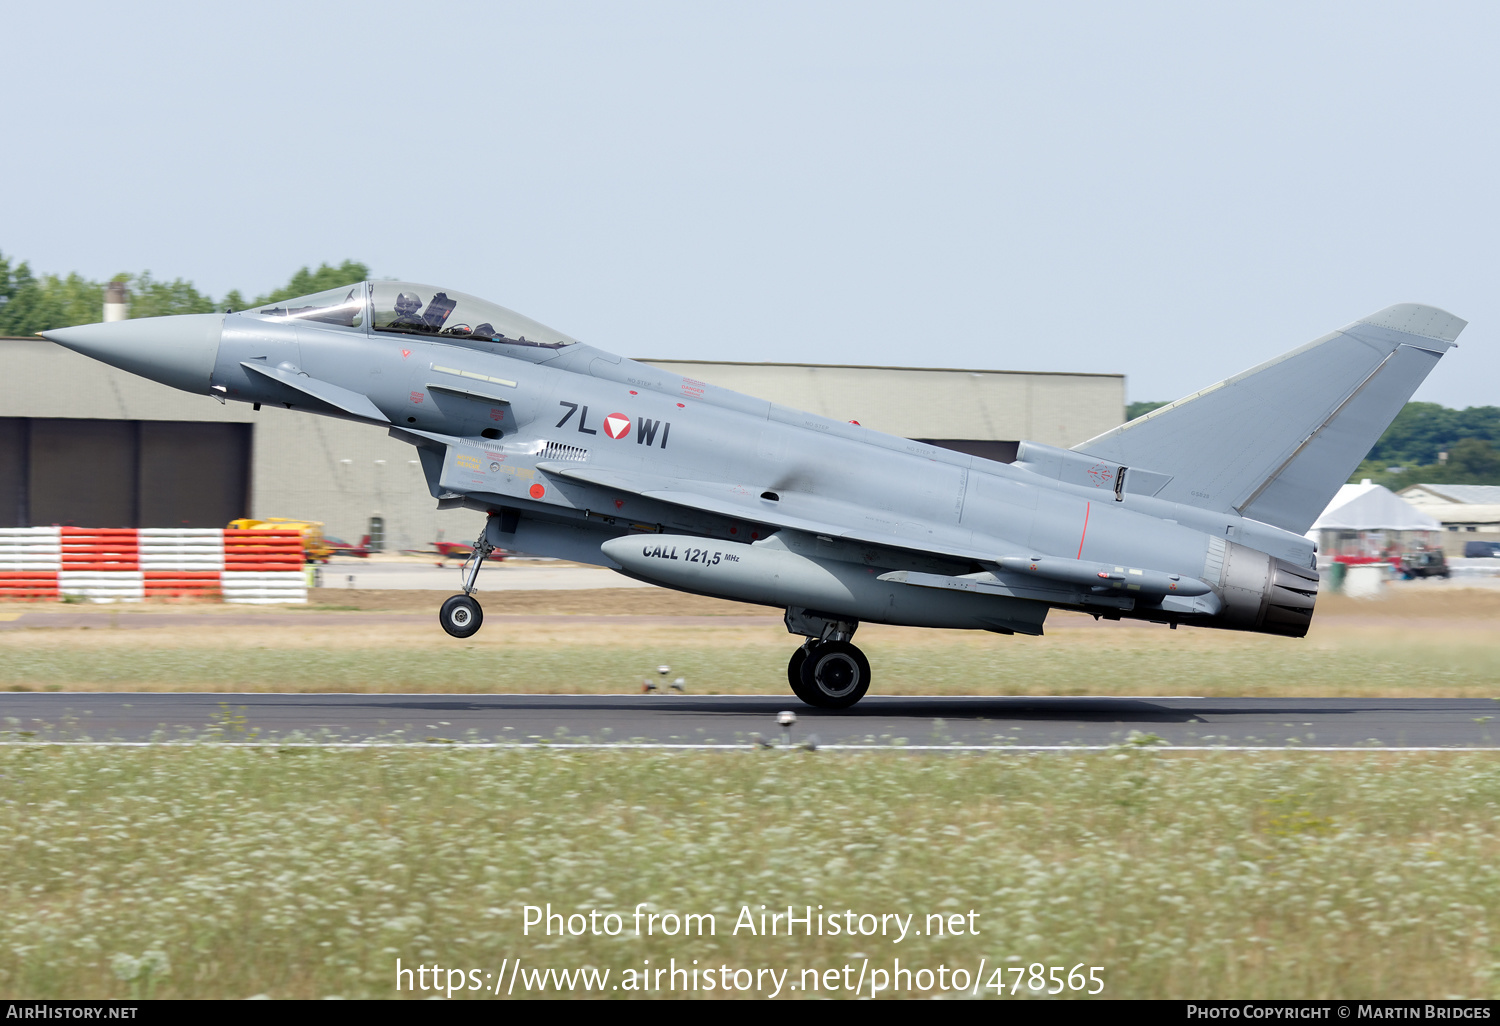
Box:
787 644 821 707
797 641 870 709
439 594 484 638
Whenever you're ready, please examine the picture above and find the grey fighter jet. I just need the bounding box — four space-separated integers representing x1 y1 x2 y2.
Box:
41 283 1465 708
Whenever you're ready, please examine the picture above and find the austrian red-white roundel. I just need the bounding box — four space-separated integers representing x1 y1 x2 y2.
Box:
603 413 631 440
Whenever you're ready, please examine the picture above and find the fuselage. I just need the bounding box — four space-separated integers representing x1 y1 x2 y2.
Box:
45 281 1321 638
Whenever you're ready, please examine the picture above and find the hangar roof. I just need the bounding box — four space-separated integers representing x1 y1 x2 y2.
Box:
638 359 1125 448
1398 484 1500 505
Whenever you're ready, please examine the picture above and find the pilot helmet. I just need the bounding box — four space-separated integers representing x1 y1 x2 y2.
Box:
394 292 423 317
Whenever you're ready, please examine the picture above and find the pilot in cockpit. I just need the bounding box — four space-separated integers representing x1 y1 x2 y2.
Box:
389 292 426 328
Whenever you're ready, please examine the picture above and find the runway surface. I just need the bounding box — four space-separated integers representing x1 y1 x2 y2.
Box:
4 693 1500 749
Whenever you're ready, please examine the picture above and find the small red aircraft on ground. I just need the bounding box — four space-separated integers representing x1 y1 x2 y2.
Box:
325 534 372 558
431 539 473 566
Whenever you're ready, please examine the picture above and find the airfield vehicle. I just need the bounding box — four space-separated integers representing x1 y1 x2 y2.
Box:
43 284 1465 707
1399 548 1450 579
227 517 334 563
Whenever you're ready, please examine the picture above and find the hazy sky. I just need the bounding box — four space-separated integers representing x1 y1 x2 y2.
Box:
7 2 1498 407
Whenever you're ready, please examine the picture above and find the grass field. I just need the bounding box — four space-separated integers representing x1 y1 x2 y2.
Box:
2 746 1499 999
3 585 1498 1000
1 586 1498 698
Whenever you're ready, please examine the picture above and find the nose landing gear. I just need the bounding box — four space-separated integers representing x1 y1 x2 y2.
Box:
784 607 871 709
439 528 495 639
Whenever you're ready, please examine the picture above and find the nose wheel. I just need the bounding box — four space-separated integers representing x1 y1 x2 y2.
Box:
439 527 495 638
788 640 871 709
440 594 484 638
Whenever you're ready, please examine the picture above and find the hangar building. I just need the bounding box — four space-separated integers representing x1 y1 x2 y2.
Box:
1396 484 1500 554
0 336 1125 552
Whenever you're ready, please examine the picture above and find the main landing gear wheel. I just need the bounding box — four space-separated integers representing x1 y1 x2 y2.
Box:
791 640 871 709
787 643 810 689
439 594 484 638
787 643 816 705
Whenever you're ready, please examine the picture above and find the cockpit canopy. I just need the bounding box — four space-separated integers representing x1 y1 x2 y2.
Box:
251 281 579 349
254 285 366 327
369 282 578 348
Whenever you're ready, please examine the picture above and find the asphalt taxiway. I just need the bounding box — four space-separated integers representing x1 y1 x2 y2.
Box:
2 693 1499 749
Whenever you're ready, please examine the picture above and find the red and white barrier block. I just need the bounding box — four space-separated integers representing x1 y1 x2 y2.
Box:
141 528 225 599
0 527 307 603
60 527 141 602
0 528 62 600
222 529 307 604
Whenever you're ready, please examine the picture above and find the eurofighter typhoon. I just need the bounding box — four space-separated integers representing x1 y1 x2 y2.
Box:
40 284 1466 707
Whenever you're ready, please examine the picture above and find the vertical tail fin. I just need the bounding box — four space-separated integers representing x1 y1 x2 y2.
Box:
1073 304 1466 534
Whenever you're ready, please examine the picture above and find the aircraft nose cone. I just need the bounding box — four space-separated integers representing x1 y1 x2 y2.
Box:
42 313 224 395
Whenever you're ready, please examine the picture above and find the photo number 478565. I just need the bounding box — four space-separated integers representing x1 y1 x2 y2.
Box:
988 964 1104 996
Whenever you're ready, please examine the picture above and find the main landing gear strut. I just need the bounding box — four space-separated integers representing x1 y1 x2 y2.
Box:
784 607 871 709
439 529 495 639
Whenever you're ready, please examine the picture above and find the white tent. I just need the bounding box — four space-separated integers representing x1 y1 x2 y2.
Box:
1310 480 1440 531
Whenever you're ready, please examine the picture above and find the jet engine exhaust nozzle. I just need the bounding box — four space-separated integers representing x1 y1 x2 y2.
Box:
1213 540 1319 638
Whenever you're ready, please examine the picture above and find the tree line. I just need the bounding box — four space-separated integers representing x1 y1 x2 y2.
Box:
1127 400 1500 487
0 251 369 338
